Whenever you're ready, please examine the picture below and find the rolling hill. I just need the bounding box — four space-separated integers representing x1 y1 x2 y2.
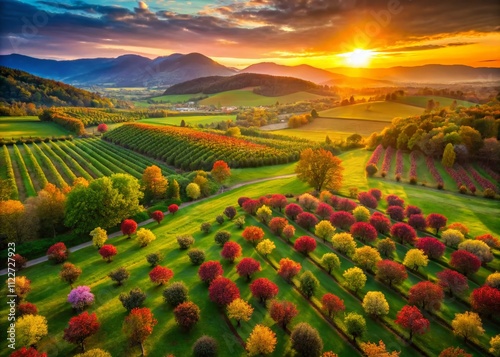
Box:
319 101 424 121
163 73 335 97
0 53 237 87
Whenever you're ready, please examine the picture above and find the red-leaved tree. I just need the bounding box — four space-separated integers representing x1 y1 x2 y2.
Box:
269 217 288 236
426 214 447 235
294 236 317 255
386 194 404 207
369 212 391 234
198 261 224 283
211 160 231 185
277 258 302 282
285 203 303 221
357 192 378 209
390 223 417 245
174 301 200 330
242 226 265 245
415 237 446 259
270 194 288 212
221 241 242 263
330 211 356 230
238 197 250 207
386 206 405 221
337 198 357 212
395 305 430 341
408 214 427 231
250 278 279 304
321 293 345 319
47 242 69 263
97 123 108 133
450 250 482 276
296 212 319 231
10 347 47 357
368 188 382 201
209 277 240 306
375 260 408 287
149 266 174 285
269 300 298 328
242 199 261 215
470 285 500 316
151 210 164 224
316 203 334 220
168 204 179 215
236 258 261 281
408 281 444 311
17 302 38 316
350 222 378 243
436 269 468 297
123 307 157 356
475 233 500 249
121 219 138 239
99 244 117 262
63 311 100 352
405 205 422 218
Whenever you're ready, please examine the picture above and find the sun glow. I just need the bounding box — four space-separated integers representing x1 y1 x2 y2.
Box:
342 49 374 67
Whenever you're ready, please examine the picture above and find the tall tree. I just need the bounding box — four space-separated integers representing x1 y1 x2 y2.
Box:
63 312 100 352
211 160 231 186
142 165 168 200
246 325 277 356
451 311 484 343
442 143 456 167
295 148 344 191
123 308 157 356
29 183 66 237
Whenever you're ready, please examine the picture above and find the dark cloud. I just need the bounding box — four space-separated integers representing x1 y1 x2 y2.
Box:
0 0 498 60
380 42 477 52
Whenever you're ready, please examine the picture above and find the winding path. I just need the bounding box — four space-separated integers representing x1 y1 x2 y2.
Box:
0 174 296 276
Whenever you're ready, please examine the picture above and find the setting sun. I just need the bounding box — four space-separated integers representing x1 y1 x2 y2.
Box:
342 49 374 67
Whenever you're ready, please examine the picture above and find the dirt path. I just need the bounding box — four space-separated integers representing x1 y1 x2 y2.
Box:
0 174 297 276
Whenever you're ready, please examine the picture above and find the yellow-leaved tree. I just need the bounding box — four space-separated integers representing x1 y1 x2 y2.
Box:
227 298 254 327
17 314 48 347
142 165 168 200
246 324 277 356
256 239 276 257
137 228 156 247
295 148 343 192
90 227 108 248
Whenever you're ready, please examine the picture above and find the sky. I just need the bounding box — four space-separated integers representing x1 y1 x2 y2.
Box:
1 0 499 69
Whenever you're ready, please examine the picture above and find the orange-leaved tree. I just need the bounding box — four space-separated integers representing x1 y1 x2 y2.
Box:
295 148 343 192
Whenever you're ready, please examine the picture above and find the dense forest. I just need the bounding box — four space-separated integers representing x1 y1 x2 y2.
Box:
0 66 115 115
367 101 500 165
164 73 335 97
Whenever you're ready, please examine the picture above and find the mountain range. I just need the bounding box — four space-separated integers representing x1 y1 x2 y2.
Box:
1 53 499 88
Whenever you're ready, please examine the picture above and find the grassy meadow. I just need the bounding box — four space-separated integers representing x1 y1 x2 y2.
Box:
0 116 71 138
319 101 424 121
395 96 478 108
198 90 329 107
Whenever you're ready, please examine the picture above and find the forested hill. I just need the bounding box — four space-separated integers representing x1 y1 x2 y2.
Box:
164 73 335 97
0 66 114 108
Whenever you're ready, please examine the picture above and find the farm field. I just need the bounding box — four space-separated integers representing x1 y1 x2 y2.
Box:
272 117 389 141
139 115 236 127
319 101 424 121
2 176 499 356
0 138 175 201
0 116 71 138
394 96 478 108
198 89 329 107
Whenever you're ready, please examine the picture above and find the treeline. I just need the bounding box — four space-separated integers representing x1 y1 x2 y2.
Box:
366 102 500 165
0 66 115 112
164 73 335 97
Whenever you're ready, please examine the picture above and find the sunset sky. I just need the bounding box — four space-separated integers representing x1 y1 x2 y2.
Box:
1 0 499 68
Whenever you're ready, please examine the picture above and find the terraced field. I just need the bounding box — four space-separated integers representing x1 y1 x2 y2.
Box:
0 138 175 201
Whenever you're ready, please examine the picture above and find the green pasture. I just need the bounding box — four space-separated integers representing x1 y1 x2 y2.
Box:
139 115 236 127
319 101 423 121
199 90 329 107
395 96 478 108
0 116 71 138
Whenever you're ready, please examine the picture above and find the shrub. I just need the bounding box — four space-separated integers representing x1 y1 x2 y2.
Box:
200 222 211 234
17 302 38 316
108 267 130 286
256 205 273 225
337 198 357 212
282 225 295 241
99 245 117 262
223 206 237 220
234 216 245 229
177 235 195 249
174 301 200 330
294 236 317 255
256 239 276 256
151 210 164 224
291 323 323 357
121 219 137 239
368 188 382 201
215 215 224 225
353 206 370 222
209 277 240 306
188 249 205 265
163 281 189 307
149 266 174 285
237 197 250 207
387 206 405 221
270 194 288 211
441 229 465 248
377 238 396 258
47 242 69 263
59 262 82 288
386 194 404 207
370 212 391 234
330 211 356 230
68 286 94 311
358 192 378 209
198 261 223 283
483 188 496 198
486 272 500 289
236 257 261 280
136 228 156 247
119 288 146 311
221 241 242 263
365 163 378 177
475 233 500 249
12 254 28 271
415 237 446 259
405 205 422 218
242 199 261 215
168 204 179 215
408 214 427 231
214 230 231 246
242 226 264 245
146 252 164 267
269 217 288 236
192 335 218 357
285 203 303 220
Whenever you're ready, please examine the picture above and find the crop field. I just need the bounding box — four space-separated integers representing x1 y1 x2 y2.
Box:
198 89 329 107
2 176 498 356
140 115 236 127
319 101 424 121
151 93 209 103
272 117 389 142
395 96 477 108
0 116 71 138
0 138 175 201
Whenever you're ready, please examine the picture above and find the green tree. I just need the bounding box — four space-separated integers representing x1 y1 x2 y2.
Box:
167 179 180 200
299 271 319 299
343 267 366 293
442 143 456 168
344 312 366 341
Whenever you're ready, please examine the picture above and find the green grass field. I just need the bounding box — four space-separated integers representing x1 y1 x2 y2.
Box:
198 90 329 107
394 96 477 108
272 117 389 142
151 93 209 103
0 116 71 138
228 162 297 185
319 101 424 121
139 115 236 127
